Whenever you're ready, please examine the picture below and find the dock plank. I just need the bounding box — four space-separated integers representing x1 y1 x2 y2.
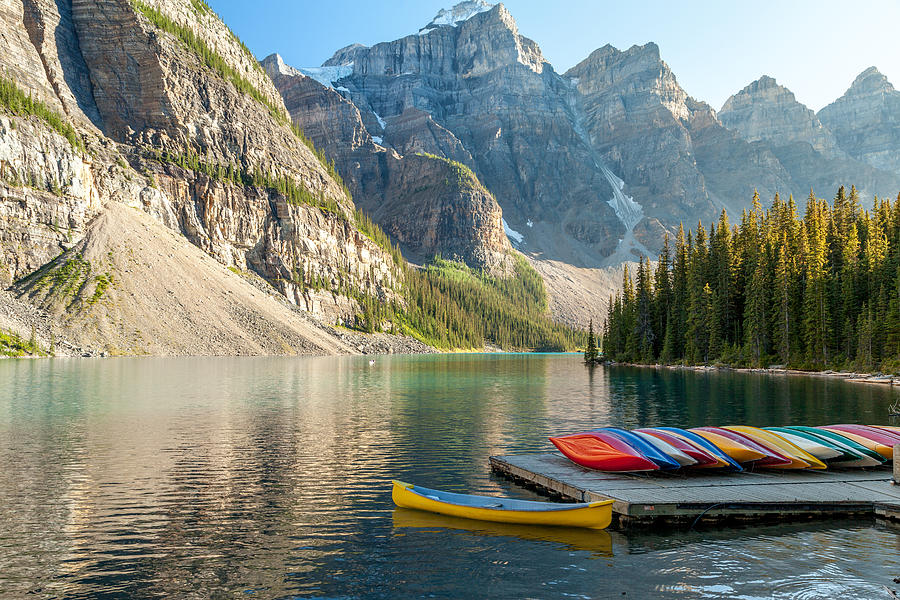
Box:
490 451 899 527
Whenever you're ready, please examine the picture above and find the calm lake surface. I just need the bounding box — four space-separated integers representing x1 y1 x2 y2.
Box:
2 354 899 599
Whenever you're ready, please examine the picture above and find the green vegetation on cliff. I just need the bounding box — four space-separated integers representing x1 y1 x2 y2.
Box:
146 148 402 264
419 153 480 190
0 74 83 151
131 1 280 118
0 328 44 357
604 186 900 371
130 1 343 185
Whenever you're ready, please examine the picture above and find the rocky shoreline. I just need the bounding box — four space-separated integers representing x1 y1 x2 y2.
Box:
589 358 900 386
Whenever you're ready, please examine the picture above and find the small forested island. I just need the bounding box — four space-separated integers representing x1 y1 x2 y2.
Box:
603 186 900 372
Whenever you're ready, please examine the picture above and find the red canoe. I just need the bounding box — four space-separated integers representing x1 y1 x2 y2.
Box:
550 432 660 472
633 428 719 466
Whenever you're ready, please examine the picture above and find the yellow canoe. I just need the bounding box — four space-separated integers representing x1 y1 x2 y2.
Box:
391 480 614 529
689 429 768 464
722 426 826 469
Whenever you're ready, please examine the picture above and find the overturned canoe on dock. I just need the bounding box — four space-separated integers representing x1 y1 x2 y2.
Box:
549 432 660 472
391 480 614 529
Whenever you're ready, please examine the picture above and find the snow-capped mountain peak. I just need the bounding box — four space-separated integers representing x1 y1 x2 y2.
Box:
419 1 495 34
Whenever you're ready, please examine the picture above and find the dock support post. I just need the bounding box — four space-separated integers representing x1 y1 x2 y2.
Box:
894 446 900 485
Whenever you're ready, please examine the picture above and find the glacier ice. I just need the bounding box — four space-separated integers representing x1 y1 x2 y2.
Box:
502 218 524 245
419 1 494 34
297 63 354 89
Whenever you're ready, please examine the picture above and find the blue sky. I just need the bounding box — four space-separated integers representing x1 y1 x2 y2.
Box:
209 0 900 111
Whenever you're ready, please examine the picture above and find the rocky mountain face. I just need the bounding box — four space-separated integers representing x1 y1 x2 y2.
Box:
819 67 900 177
720 76 842 157
0 0 402 354
315 4 630 266
299 2 897 273
268 1 900 327
565 43 797 229
261 53 512 273
5 0 900 342
720 73 900 202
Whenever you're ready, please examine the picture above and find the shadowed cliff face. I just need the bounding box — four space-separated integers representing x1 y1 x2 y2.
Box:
261 54 512 273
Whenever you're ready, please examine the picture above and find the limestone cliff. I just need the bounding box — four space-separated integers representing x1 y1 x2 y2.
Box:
567 43 795 226
0 0 403 354
720 74 900 203
317 3 628 265
819 67 900 177
261 52 512 273
720 76 843 158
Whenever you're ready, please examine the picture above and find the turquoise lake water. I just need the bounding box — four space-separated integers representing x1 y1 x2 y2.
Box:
1 354 899 598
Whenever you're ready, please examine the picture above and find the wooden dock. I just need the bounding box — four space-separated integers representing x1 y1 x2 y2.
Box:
490 452 900 529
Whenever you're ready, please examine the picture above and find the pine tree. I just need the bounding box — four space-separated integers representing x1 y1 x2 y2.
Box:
670 224 689 360
607 187 900 371
635 257 656 362
584 318 599 363
803 193 831 366
744 259 768 366
773 240 792 364
653 234 672 357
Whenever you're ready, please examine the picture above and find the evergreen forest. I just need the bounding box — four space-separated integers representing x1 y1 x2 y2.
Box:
603 186 900 371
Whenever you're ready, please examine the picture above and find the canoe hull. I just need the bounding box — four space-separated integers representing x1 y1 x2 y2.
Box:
634 428 719 466
693 427 794 467
723 425 825 469
594 427 682 470
689 428 769 464
817 426 894 459
785 426 885 465
391 481 615 529
550 433 660 472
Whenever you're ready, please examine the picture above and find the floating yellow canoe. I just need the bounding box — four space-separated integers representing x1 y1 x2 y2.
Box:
722 425 826 469
391 480 614 529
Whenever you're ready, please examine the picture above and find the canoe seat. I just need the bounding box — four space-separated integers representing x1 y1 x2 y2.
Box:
487 502 503 508
426 495 440 500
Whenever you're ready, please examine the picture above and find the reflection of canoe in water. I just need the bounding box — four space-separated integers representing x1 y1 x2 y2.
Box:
391 480 614 529
391 508 613 556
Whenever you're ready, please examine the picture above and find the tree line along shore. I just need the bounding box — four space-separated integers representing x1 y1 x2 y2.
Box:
602 186 900 373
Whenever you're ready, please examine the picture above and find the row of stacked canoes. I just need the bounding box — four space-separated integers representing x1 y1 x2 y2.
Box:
549 425 900 472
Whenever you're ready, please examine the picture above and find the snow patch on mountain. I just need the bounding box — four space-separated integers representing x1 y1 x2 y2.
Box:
598 165 643 231
297 64 353 89
419 1 494 34
502 218 524 245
